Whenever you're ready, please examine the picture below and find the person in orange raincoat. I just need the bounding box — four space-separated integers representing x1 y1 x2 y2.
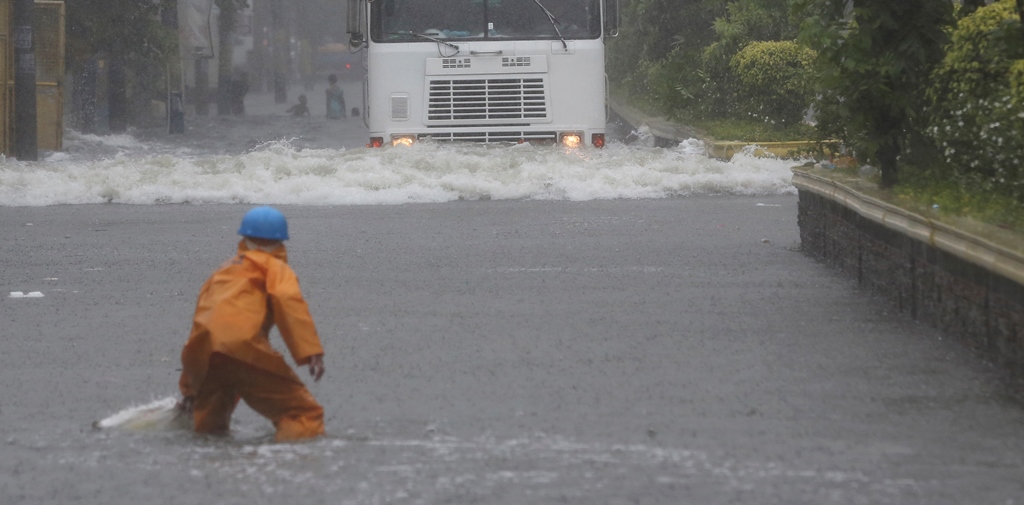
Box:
178 206 326 442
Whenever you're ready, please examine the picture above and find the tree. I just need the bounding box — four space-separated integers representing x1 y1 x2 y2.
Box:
66 0 177 132
1018 0 1024 46
615 0 723 63
793 0 953 188
607 0 725 96
706 0 797 61
215 0 250 115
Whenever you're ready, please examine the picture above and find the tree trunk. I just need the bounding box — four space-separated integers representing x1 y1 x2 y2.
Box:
1017 0 1024 47
877 140 900 189
76 62 97 134
216 4 236 116
272 0 288 104
195 58 209 116
108 56 128 133
13 0 37 160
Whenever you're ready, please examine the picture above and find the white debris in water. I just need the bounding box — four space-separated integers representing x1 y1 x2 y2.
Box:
94 396 189 432
9 291 44 298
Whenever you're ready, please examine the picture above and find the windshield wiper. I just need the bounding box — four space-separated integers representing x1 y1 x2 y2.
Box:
389 32 461 54
533 0 568 50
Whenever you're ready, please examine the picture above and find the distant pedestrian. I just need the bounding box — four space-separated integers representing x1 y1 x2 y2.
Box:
326 74 345 120
177 206 326 442
287 94 311 117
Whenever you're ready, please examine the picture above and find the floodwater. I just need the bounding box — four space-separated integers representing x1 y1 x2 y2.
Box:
2 89 1023 504
2 114 797 206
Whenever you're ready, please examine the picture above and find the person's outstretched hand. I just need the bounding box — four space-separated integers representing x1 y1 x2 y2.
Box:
308 354 325 382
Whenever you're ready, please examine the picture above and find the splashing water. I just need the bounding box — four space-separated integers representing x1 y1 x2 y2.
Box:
0 131 799 207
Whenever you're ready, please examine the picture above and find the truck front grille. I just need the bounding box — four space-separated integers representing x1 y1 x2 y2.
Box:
427 78 548 122
421 131 557 143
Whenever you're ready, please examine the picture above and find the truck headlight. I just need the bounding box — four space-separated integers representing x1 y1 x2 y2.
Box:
560 132 583 149
391 135 416 147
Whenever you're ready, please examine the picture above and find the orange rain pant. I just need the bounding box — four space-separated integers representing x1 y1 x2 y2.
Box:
192 353 324 442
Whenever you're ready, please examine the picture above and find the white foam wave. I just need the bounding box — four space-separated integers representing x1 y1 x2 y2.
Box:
1 139 798 207
65 130 150 149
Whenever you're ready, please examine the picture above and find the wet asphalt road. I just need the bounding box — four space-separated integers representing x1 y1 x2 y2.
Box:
2 198 1023 504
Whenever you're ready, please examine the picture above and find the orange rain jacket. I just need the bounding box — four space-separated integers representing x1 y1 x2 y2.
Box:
179 240 324 398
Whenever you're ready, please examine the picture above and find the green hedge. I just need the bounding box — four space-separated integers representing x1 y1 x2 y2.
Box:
928 0 1024 204
730 41 816 127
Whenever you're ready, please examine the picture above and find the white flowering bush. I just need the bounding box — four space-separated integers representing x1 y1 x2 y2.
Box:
928 0 1024 203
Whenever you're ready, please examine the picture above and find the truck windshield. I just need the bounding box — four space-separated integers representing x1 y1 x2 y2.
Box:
371 0 602 43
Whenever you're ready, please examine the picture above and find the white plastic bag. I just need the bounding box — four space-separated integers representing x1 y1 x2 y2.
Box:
94 396 190 432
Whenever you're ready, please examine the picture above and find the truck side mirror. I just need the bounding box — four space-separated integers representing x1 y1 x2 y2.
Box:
347 0 366 47
604 0 619 38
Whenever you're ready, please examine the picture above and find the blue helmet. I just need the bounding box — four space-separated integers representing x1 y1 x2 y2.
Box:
238 206 289 241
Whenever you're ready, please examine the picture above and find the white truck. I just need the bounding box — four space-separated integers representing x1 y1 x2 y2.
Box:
347 0 618 148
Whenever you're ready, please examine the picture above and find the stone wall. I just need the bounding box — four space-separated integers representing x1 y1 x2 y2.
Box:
796 178 1024 384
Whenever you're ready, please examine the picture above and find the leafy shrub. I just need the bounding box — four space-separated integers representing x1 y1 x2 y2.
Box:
730 40 816 127
928 0 1024 204
608 0 803 128
701 0 797 119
